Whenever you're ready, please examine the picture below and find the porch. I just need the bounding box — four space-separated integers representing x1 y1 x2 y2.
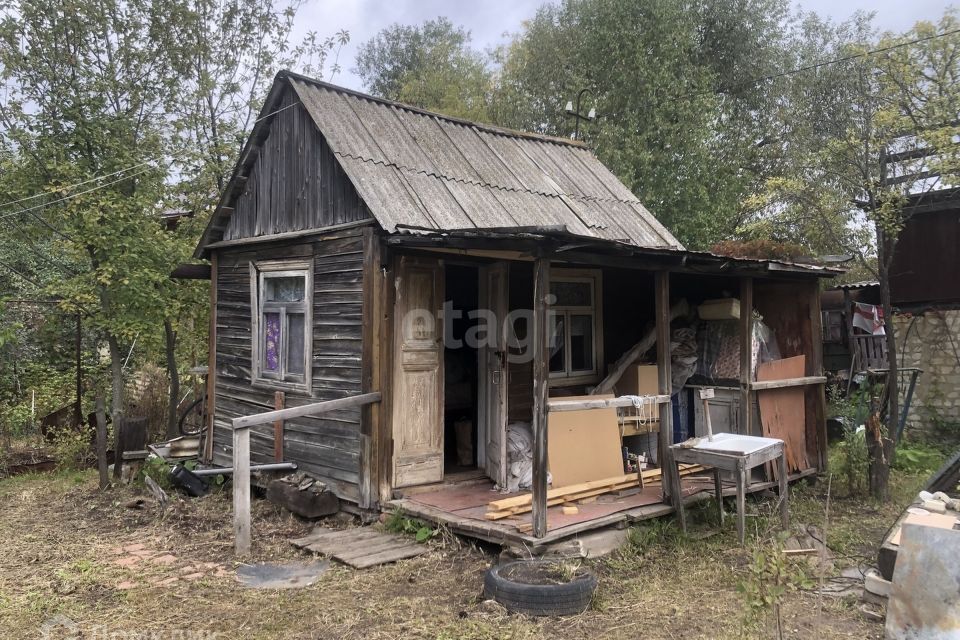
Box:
387 469 818 550
382 228 830 540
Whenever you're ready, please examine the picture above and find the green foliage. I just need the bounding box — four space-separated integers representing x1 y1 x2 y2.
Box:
49 426 93 471
355 18 492 121
0 0 349 435
491 0 804 249
751 10 960 275
737 532 815 637
382 508 437 543
829 384 873 496
136 455 174 490
892 443 945 475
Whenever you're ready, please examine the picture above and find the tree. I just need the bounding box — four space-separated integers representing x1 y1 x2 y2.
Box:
749 11 960 498
354 17 493 121
0 0 347 467
491 0 800 248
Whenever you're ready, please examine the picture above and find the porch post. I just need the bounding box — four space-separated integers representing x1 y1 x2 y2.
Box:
740 277 754 436
531 257 551 538
655 271 674 498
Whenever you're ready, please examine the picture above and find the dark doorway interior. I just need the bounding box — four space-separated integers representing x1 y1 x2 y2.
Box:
444 264 480 473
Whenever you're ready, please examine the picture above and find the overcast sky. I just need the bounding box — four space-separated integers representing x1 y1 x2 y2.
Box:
296 0 955 92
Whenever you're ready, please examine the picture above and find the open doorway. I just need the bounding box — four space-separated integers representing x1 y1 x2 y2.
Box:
443 264 480 475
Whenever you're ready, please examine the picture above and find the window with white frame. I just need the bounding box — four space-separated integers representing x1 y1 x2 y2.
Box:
548 269 602 383
252 261 312 389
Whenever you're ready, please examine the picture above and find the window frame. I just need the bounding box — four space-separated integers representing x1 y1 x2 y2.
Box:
548 268 604 386
821 309 845 344
250 259 313 393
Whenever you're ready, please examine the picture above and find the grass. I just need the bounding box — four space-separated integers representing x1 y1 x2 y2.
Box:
0 449 942 640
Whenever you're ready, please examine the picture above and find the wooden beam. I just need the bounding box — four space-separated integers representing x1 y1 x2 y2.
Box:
360 226 381 509
531 257 551 538
548 395 671 412
377 247 396 505
231 391 382 556
205 219 374 250
740 277 754 436
233 425 251 556
592 299 689 395
204 251 218 463
272 391 285 463
231 392 382 430
654 271 673 497
749 376 827 391
809 283 829 471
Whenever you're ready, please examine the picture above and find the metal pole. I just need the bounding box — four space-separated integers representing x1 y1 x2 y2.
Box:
191 462 297 477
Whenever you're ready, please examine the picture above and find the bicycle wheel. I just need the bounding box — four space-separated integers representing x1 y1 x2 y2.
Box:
178 397 206 436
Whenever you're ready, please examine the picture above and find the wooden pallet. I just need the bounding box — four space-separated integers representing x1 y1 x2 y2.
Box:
484 465 706 520
289 527 428 569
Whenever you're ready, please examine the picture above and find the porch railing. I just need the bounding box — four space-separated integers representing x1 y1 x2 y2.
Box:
230 391 381 555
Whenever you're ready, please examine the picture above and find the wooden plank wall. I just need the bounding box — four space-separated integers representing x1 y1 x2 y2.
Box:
223 88 371 242
211 230 366 503
754 279 825 470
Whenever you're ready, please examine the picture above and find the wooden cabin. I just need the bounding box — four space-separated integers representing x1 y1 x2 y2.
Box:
195 72 836 547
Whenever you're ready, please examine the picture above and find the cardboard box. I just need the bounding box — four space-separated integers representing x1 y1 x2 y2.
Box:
615 364 660 436
698 297 741 320
615 364 660 396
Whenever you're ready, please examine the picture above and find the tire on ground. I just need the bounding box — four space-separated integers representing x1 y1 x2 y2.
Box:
483 560 597 616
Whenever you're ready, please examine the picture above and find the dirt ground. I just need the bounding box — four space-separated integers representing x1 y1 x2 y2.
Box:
0 468 926 640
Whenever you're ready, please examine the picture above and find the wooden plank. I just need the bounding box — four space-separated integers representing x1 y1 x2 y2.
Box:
756 356 810 473
377 242 395 503
297 528 384 550
489 473 640 510
290 528 366 547
205 251 218 462
232 392 381 429
808 285 829 471
592 299 689 395
359 226 379 509
740 277 753 436
207 220 374 250
548 395 671 412
233 426 251 556
484 465 706 519
290 526 427 569
655 271 673 497
333 538 417 561
273 391 285 462
345 545 427 569
749 376 826 391
531 257 550 538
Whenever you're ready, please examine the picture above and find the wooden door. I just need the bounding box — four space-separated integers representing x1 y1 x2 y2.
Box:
481 262 510 488
391 256 445 488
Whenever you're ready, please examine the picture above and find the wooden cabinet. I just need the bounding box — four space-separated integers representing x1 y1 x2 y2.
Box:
689 386 761 438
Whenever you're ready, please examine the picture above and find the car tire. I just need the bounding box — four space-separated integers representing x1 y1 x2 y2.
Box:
483 560 597 616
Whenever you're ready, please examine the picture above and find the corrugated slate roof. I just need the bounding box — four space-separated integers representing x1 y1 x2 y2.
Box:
287 74 682 250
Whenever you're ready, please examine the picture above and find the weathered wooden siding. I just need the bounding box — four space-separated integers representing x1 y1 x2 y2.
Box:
223 88 371 241
211 230 366 502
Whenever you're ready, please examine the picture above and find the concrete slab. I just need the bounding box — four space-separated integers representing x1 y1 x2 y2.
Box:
236 560 330 589
886 523 960 639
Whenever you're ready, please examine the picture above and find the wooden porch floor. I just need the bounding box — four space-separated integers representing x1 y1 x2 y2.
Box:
387 468 819 550
388 477 715 549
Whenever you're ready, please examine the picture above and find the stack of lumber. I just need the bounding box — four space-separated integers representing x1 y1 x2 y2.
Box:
485 464 706 520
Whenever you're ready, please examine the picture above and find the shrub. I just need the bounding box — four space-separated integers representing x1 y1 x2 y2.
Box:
49 426 93 471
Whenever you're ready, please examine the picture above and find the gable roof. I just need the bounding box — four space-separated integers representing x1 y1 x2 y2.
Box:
196 72 683 257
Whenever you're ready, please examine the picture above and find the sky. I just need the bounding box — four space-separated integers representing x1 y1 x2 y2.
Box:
296 0 956 92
